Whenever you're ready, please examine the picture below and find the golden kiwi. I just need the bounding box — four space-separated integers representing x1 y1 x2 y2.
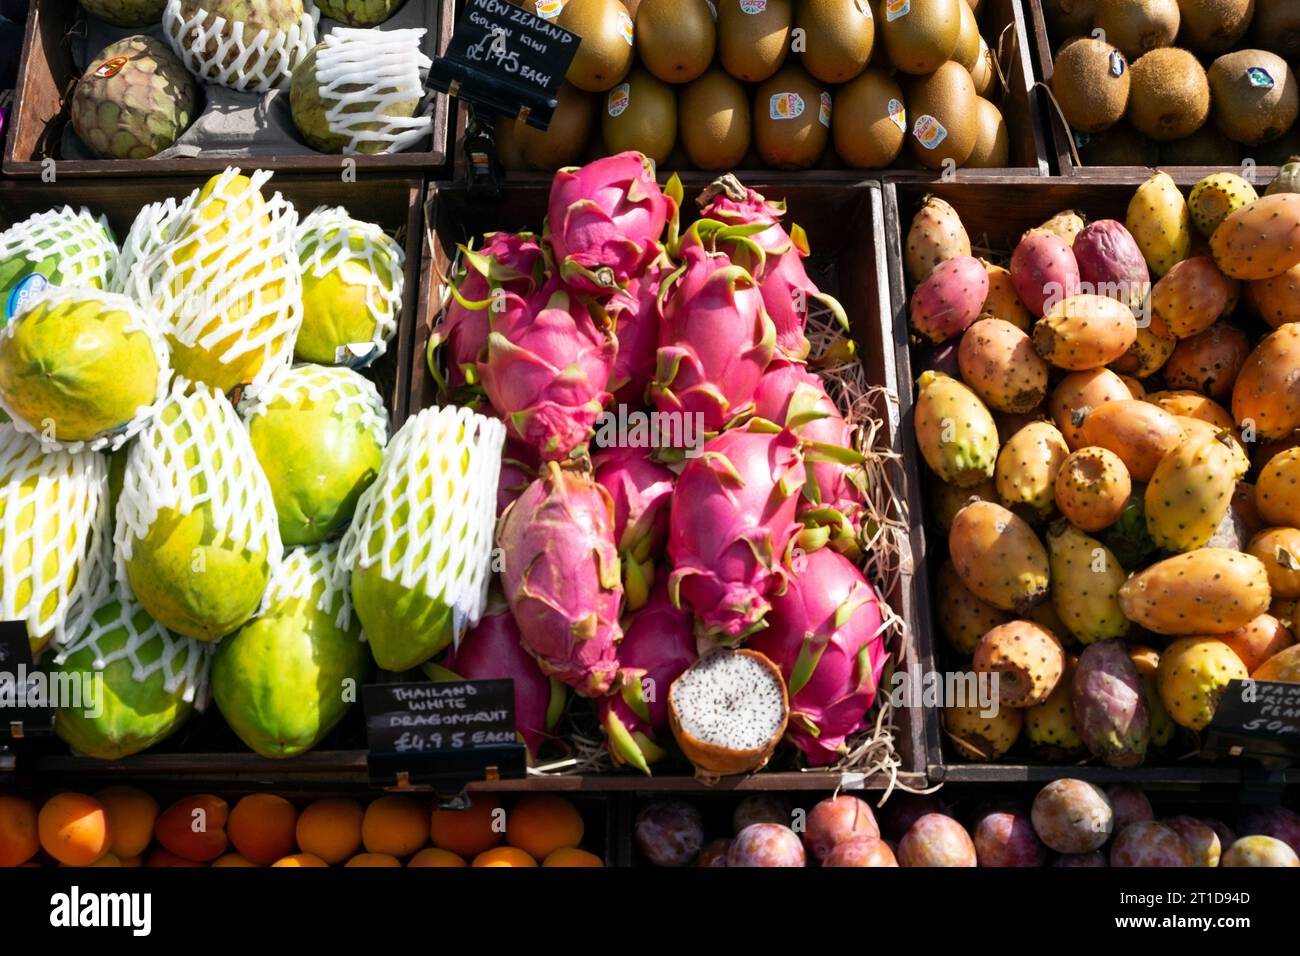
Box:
719 0 793 83
1127 47 1210 141
508 82 599 170
558 0 637 91
831 68 907 167
1250 0 1300 62
1094 0 1180 61
752 62 831 169
679 67 752 169
905 59 978 167
952 0 980 69
881 0 961 75
635 0 716 83
966 96 1009 167
601 67 677 163
1042 0 1096 39
797 0 875 85
1177 0 1256 57
970 37 996 96
1208 49 1300 146
1052 37 1130 133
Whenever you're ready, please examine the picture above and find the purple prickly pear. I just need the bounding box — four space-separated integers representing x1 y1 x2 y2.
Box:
1011 230 1081 317
957 318 1049 414
910 255 990 344
906 196 971 283
1071 219 1151 312
1071 639 1150 768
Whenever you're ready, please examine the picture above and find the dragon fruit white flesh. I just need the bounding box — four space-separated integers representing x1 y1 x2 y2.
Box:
593 445 675 611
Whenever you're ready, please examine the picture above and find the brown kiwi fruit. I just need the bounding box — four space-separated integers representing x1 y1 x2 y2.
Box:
635 0 716 83
1094 0 1180 60
601 67 677 163
1177 0 1256 57
831 68 907 167
1158 124 1241 164
678 67 752 169
797 0 875 85
952 0 981 69
1052 37 1131 133
752 62 831 169
558 0 637 92
719 0 793 83
904 60 979 168
1127 47 1210 141
970 37 996 96
882 0 961 75
966 97 1010 167
1250 0 1300 62
1208 50 1299 145
507 82 599 170
1042 0 1096 40
1078 119 1160 165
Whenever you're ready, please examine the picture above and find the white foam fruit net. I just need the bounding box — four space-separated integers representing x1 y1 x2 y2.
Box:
112 198 181 296
0 286 173 454
114 377 283 602
266 539 358 634
339 405 504 642
239 362 389 446
162 0 319 93
296 206 405 366
0 206 119 296
0 426 110 647
311 28 433 154
131 168 302 391
53 583 214 705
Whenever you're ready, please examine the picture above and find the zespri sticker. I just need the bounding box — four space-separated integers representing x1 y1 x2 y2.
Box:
608 82 630 117
913 114 948 149
819 91 831 128
885 0 910 21
741 0 767 14
770 92 805 120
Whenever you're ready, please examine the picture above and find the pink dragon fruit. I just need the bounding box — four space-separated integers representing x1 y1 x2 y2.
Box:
429 231 546 395
593 445 676 611
497 440 540 517
599 581 698 773
668 421 806 645
546 151 678 294
695 175 848 360
479 281 617 461
426 596 566 759
499 461 624 696
753 358 867 557
605 250 673 406
748 548 887 766
652 243 776 434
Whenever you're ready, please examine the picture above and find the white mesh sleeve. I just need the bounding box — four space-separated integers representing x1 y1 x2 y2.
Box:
265 539 357 633
0 206 118 299
112 198 182 297
311 28 433 154
238 362 389 448
162 0 319 93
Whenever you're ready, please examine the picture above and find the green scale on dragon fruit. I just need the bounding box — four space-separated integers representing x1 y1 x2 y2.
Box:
593 445 675 612
749 547 887 766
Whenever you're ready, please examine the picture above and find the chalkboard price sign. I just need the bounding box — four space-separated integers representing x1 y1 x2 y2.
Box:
363 679 527 793
1202 679 1300 765
428 0 581 129
0 620 52 739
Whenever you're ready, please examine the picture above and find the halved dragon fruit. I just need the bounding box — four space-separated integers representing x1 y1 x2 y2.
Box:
593 445 675 611
748 548 887 766
499 461 624 697
546 151 677 294
668 421 806 645
479 281 616 462
600 581 697 774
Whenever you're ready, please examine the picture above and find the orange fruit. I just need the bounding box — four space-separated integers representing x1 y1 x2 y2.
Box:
211 853 258 867
0 796 40 867
38 792 111 866
430 795 504 858
346 852 402 867
271 853 328 867
145 848 205 867
408 847 468 867
506 795 584 861
542 847 604 867
362 795 426 858
154 794 228 861
228 794 297 866
296 798 364 865
472 846 538 867
118 856 143 868
94 786 158 859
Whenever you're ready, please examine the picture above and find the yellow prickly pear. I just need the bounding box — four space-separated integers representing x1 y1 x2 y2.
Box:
1144 429 1240 552
1233 324 1300 440
1188 172 1258 238
1157 636 1249 730
1049 368 1132 449
1079 399 1183 482
949 500 1050 612
1024 655 1086 761
1253 643 1300 681
1247 528 1300 599
929 473 997 534
1175 416 1250 477
906 195 970 283
1150 257 1237 338
944 704 1022 761
914 371 999 488
1210 193 1300 281
1256 447 1300 526
1032 294 1137 371
1119 548 1271 635
1126 171 1194 276
957 318 1048 413
1047 522 1129 644
1146 389 1236 431
935 560 1009 656
995 420 1070 518
1128 645 1175 749
1110 313 1176 379
980 262 1033 331
1054 446 1131 532
973 619 1066 708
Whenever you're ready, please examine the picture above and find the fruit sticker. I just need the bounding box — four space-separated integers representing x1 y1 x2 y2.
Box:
853 0 872 18
885 0 910 21
913 114 948 149
5 274 48 324
706 0 717 19
1247 67 1275 89
818 91 832 128
618 10 634 45
534 0 562 19
888 97 906 132
607 82 630 117
740 0 766 13
770 92 805 120
1109 52 1125 77
94 55 129 79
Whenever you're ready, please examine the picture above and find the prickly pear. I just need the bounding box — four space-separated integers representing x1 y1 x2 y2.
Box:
1246 263 1300 328
1033 294 1137 370
943 704 1022 761
1211 193 1300 280
1035 209 1087 246
1256 446 1300 526
958 318 1048 413
1110 821 1194 867
1079 399 1183 481
935 560 1009 656
1072 639 1150 768
1149 255 1237 338
1072 219 1151 312
1054 446 1131 532
1165 323 1249 399
949 501 1051 612
1219 612 1295 672
906 196 970 283
1048 523 1130 644
1247 527 1300 600
1126 171 1194 276
974 620 1066 708
914 371 999 487
1121 549 1271 635
1011 230 1081 317
1050 369 1132 449
1128 644 1176 748
1146 389 1236 430
1233 324 1300 440
1109 313 1175 379
1031 779 1113 853
910 256 990 344
1176 415 1251 477
994 421 1070 518
1144 428 1240 552
1188 172 1258 238
1025 657 1086 761
981 262 1033 331
1164 816 1221 867
929 473 997 534
1157 636 1249 729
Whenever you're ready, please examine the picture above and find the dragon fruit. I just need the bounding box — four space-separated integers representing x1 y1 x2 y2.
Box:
695 175 848 360
749 548 887 766
546 151 678 294
497 440 539 517
668 421 806 645
599 581 698 774
480 281 617 461
593 445 676 611
430 231 545 395
498 461 624 696
652 243 776 434
426 596 566 759
753 358 867 557
605 250 673 406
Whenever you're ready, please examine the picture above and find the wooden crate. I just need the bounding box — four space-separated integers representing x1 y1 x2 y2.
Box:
411 177 937 793
883 175 1264 788
3 0 453 177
